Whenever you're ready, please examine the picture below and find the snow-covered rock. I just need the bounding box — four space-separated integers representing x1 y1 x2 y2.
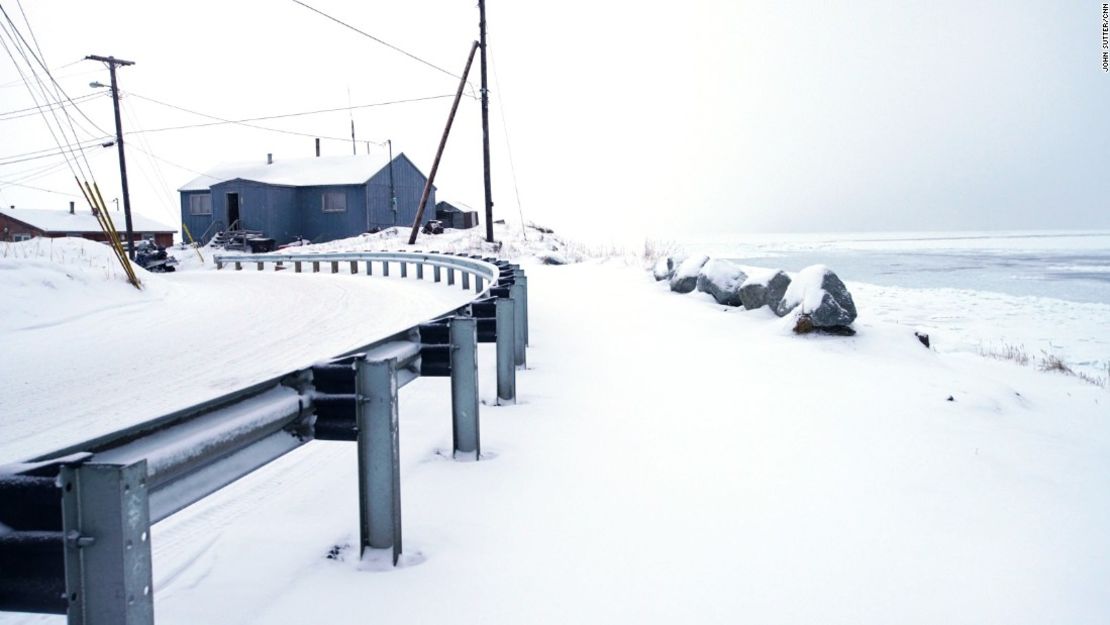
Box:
739 269 791 311
669 255 708 294
695 259 747 306
776 264 857 327
652 256 674 281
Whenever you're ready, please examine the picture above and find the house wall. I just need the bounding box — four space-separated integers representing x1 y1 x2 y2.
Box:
0 213 42 241
295 184 368 243
367 154 436 230
181 190 218 243
0 213 172 245
209 180 300 244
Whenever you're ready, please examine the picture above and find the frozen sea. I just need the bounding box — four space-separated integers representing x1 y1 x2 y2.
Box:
682 230 1110 380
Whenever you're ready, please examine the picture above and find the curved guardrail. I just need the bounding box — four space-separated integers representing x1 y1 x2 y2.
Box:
0 251 529 624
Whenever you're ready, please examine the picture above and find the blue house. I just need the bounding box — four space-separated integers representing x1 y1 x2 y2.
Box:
179 153 437 245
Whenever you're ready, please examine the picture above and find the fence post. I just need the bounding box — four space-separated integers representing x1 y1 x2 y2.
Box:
495 298 516 404
510 283 526 367
355 358 402 565
518 274 529 346
450 317 480 458
60 461 154 625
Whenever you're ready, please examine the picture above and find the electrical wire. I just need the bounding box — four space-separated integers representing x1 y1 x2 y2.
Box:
290 0 464 83
124 93 458 136
0 92 100 120
123 91 390 145
490 50 527 240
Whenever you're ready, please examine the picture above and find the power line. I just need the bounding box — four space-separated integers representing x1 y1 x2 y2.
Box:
490 51 528 240
0 138 111 167
0 176 81 197
290 0 463 83
0 57 82 87
0 5 99 180
0 15 85 181
123 91 389 145
124 93 459 136
0 92 99 120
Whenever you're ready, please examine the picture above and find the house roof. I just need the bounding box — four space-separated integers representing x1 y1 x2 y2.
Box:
0 207 175 234
436 200 477 213
178 154 398 192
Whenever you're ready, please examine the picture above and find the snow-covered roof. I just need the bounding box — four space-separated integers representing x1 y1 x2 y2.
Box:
0 207 175 233
178 154 396 192
437 199 478 213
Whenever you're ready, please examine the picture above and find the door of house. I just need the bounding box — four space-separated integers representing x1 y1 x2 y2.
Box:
227 193 240 229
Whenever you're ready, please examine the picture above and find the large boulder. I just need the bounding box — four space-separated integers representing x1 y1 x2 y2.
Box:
775 264 857 327
669 254 708 294
739 269 791 311
652 256 674 281
695 259 747 306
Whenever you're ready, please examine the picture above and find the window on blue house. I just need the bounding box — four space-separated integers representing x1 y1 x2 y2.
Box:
189 194 212 215
322 191 347 213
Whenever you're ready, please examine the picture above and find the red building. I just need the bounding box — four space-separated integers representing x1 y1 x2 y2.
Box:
0 205 175 247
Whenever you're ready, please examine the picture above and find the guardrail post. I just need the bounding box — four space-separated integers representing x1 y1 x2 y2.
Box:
216 260 223 270
234 261 242 271
350 260 358 274
495 298 516 404
519 274 530 346
355 358 402 565
60 461 154 625
366 260 373 276
383 261 390 277
434 265 442 282
331 261 339 274
256 262 263 271
450 317 480 458
510 283 526 367
461 271 471 290
400 262 408 278
476 276 484 292
295 261 302 273
447 268 455 286
416 262 424 280
312 261 320 273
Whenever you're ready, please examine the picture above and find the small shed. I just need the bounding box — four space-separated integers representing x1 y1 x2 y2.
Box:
179 153 437 245
0 205 175 246
434 200 480 230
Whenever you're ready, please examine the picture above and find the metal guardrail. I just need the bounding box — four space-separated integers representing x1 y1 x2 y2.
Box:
0 251 529 624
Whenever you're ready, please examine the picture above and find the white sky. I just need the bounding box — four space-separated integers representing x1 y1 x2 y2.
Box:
1 0 1107 241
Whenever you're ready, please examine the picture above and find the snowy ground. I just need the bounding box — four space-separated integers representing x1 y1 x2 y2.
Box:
2 232 1108 624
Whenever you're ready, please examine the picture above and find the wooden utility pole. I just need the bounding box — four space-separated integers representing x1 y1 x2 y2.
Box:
86 55 136 259
407 42 480 245
479 0 494 243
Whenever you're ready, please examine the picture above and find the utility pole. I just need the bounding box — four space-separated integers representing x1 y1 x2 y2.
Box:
86 55 136 259
479 0 494 243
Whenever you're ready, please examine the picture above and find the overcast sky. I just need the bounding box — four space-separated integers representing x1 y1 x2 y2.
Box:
1 0 1107 240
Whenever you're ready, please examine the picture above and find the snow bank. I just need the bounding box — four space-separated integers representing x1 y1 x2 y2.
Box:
224 222 591 266
0 237 167 332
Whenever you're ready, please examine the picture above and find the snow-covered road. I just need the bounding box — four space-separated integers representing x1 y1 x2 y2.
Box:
0 269 476 462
